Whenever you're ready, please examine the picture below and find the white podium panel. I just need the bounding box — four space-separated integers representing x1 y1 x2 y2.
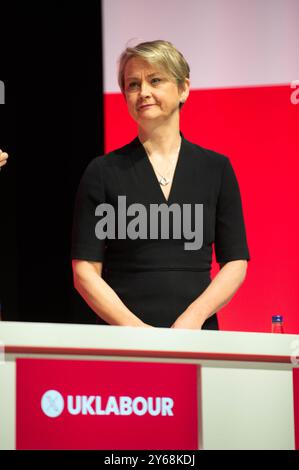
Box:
0 321 298 450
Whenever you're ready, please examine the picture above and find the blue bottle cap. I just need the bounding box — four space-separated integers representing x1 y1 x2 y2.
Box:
272 315 283 323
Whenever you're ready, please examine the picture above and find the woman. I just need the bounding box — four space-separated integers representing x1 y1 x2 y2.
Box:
71 40 249 329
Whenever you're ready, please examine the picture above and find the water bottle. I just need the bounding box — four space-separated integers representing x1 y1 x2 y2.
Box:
271 315 284 333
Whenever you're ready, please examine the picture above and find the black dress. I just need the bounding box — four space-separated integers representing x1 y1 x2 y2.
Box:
71 133 250 329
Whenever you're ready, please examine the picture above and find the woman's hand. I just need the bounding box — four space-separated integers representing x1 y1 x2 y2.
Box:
140 322 155 328
171 260 248 329
0 149 9 169
170 310 204 330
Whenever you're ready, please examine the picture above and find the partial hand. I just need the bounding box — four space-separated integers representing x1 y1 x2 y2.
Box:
0 149 9 169
140 322 155 328
170 310 204 329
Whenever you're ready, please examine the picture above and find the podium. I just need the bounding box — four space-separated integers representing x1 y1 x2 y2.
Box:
0 321 298 450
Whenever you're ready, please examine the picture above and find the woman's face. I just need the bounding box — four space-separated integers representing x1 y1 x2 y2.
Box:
123 57 189 126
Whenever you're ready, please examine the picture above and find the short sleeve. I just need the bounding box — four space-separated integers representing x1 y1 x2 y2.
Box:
215 158 250 263
71 158 106 261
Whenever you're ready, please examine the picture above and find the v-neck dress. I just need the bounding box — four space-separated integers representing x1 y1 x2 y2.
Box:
71 134 250 329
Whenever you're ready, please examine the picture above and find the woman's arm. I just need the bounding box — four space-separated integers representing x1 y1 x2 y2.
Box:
171 259 248 329
72 260 153 327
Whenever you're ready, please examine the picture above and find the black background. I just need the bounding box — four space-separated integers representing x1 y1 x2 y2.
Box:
0 1 104 323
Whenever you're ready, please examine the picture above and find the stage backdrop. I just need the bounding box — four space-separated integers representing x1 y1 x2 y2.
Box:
102 0 299 333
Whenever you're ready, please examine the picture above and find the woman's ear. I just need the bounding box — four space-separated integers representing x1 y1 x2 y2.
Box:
180 78 190 104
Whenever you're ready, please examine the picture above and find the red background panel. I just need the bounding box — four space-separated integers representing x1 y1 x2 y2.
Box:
104 85 299 333
16 358 198 450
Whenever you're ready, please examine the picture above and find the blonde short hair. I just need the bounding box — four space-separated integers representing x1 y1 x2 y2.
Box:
118 40 190 99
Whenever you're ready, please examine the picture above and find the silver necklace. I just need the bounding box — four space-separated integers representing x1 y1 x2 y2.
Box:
145 139 181 186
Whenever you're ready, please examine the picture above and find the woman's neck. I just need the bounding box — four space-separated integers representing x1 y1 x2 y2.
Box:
138 124 181 159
